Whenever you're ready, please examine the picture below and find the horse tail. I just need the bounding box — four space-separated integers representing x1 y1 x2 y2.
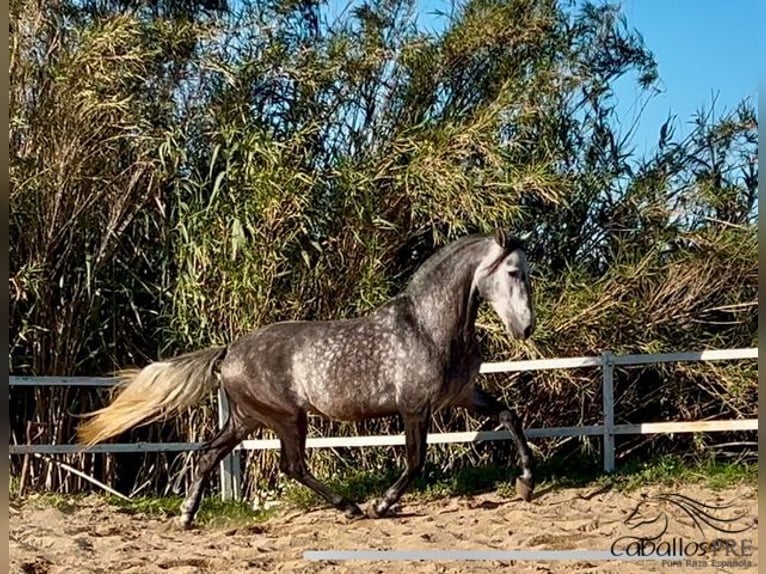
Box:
76 346 227 446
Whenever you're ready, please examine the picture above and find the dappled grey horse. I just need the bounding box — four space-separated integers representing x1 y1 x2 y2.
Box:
78 229 537 528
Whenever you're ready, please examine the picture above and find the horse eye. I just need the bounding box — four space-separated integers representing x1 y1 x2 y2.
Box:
508 269 520 279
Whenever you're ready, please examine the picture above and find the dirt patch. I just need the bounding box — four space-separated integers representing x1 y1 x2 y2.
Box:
10 484 758 573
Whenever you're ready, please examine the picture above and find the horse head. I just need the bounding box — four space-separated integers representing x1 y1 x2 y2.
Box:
472 229 536 340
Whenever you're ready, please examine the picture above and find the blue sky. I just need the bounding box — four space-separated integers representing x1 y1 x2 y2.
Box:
613 0 758 156
406 0 758 158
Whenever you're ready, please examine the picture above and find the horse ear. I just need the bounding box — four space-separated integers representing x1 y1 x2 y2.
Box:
493 228 507 247
518 231 532 252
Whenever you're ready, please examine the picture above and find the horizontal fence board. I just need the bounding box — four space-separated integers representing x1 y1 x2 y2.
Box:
9 442 202 455
613 419 758 435
8 427 601 455
11 347 756 387
10 419 757 456
479 356 603 373
611 347 758 366
10 376 119 387
479 347 758 374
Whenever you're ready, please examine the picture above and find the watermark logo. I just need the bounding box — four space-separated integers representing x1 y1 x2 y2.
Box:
304 490 757 565
611 492 756 569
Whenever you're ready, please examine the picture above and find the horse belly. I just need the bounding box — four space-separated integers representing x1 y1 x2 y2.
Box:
292 362 398 420
305 386 399 421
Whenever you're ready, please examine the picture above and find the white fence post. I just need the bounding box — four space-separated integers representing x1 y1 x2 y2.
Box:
602 350 615 473
217 387 241 501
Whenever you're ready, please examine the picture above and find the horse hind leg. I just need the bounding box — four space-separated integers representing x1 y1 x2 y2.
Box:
274 411 364 519
177 411 254 529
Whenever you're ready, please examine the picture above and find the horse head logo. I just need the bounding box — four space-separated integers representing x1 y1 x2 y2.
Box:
624 492 754 540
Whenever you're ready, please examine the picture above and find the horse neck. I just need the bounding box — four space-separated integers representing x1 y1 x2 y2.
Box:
406 244 485 350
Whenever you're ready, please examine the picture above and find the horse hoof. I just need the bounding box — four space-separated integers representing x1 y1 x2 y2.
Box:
365 499 387 519
365 499 401 519
344 504 365 520
173 516 194 531
515 477 535 502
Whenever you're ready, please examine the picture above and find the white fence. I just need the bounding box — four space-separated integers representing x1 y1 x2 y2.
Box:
9 347 758 501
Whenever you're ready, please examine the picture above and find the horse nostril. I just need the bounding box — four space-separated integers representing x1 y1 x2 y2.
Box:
523 325 533 339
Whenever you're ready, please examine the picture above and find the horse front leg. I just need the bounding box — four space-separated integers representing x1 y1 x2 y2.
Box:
367 411 430 518
458 387 536 502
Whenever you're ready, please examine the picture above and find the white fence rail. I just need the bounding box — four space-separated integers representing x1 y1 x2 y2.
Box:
9 347 758 501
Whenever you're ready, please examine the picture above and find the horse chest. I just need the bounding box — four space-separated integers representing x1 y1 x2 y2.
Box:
435 345 481 408
445 361 479 392
447 337 481 378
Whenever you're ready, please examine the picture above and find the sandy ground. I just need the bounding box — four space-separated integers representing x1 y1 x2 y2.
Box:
10 483 757 574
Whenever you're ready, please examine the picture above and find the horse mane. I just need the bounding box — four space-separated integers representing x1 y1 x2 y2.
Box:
405 231 525 293
404 234 489 292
